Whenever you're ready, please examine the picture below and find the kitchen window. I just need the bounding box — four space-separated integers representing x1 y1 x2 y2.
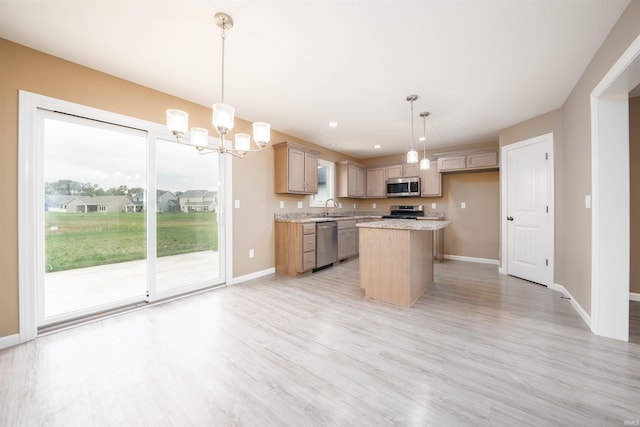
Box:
309 159 335 207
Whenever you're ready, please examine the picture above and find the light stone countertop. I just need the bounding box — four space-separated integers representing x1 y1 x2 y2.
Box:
357 219 451 231
274 212 445 223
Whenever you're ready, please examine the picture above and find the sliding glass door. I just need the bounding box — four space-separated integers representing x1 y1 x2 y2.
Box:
154 137 223 297
37 106 225 328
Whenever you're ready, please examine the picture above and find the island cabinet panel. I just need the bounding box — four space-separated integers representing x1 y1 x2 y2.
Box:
359 227 433 307
366 167 386 198
275 222 316 277
273 141 319 194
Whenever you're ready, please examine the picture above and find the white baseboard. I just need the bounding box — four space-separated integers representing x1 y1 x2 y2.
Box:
230 267 275 285
0 333 20 350
551 283 592 328
630 292 640 302
444 254 500 266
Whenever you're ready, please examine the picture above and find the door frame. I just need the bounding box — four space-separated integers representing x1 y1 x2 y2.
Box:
500 133 555 288
590 34 640 341
18 91 232 342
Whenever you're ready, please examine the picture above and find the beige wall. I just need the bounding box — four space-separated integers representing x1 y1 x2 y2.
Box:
0 38 498 339
630 96 640 294
499 1 640 313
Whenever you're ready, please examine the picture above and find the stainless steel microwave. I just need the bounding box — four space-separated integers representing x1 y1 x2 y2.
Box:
386 177 420 197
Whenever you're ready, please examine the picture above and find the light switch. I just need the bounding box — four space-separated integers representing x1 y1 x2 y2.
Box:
461 202 466 209
279 201 284 209
234 199 240 209
249 249 255 258
297 201 303 209
585 195 591 209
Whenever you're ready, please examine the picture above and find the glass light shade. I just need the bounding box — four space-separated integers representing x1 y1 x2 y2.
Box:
419 136 426 142
407 149 419 164
190 127 209 148
166 109 188 134
420 157 430 170
253 122 271 146
212 103 235 133
235 133 251 152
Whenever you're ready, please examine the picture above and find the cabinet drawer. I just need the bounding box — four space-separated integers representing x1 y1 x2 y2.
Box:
302 223 316 234
302 234 316 252
337 219 357 230
302 251 316 271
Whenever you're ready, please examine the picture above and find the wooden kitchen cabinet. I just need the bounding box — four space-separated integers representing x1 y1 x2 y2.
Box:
420 160 442 197
437 155 467 171
467 152 499 169
337 161 366 198
437 151 498 172
387 163 420 178
337 220 358 260
273 141 320 194
366 167 387 198
275 221 316 277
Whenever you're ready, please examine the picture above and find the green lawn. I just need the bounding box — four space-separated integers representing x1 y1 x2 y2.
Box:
45 212 218 272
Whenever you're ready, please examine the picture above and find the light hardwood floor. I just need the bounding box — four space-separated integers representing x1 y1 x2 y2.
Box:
1 260 639 426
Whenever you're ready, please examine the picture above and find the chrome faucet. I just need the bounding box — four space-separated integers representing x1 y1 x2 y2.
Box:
324 198 336 216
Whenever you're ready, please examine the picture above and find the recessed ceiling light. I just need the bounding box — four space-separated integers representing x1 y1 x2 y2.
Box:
374 145 381 149
329 121 338 127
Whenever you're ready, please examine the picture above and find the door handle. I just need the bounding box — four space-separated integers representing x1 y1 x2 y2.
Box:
507 216 514 221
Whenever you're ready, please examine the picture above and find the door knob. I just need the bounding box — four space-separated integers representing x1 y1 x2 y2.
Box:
507 216 514 221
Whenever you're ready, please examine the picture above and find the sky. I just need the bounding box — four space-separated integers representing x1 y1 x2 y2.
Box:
43 116 220 194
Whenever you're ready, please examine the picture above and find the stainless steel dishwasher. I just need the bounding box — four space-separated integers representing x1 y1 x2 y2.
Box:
315 221 338 270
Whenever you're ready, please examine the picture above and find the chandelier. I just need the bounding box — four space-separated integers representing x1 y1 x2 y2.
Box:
419 111 430 170
166 12 270 158
406 95 419 164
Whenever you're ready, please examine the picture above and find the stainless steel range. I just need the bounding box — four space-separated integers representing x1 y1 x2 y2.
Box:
382 205 445 261
382 205 425 219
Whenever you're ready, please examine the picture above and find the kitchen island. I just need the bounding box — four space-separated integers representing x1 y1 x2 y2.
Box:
357 219 451 308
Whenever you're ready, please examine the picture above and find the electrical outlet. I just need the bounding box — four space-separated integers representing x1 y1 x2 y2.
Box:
297 201 303 209
585 195 591 209
279 201 284 209
234 199 240 209
338 203 342 208
431 203 436 209
353 203 357 209
372 203 377 209
461 202 466 209
249 249 255 258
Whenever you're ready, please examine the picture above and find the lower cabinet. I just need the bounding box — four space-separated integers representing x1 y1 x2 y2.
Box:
337 220 358 260
275 222 316 277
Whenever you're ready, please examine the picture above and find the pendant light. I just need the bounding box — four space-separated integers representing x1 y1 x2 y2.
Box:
406 95 419 164
419 112 430 170
166 12 270 158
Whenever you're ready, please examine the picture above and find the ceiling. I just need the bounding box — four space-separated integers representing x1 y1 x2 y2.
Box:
0 0 630 158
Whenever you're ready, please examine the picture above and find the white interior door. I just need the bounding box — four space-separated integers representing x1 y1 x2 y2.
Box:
505 135 552 285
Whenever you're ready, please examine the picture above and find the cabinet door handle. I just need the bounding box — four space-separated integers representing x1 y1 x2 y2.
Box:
507 216 514 221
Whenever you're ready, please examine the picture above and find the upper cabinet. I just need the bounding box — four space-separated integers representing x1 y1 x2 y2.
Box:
273 142 320 194
387 163 420 178
420 160 442 197
337 160 366 198
366 167 387 198
437 151 498 172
